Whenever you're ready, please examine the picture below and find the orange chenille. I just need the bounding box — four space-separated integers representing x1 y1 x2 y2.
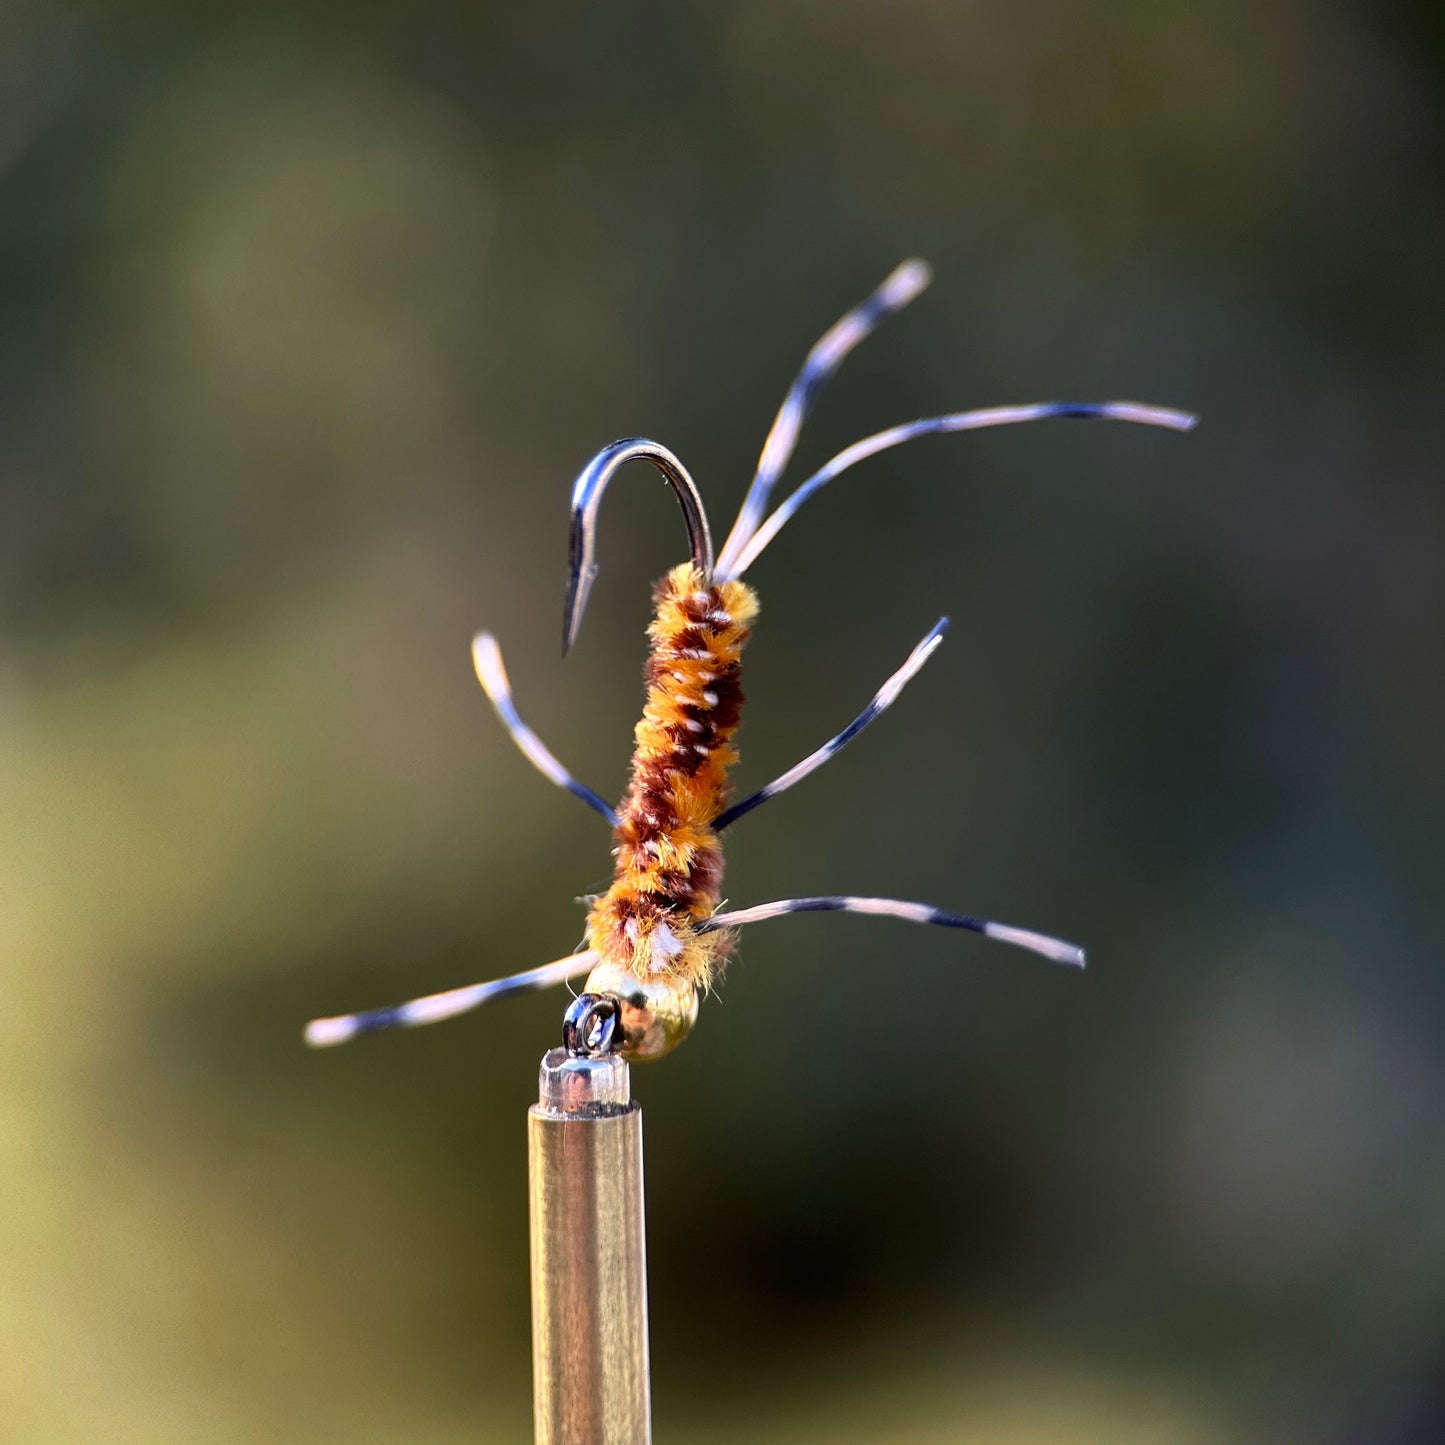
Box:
585 563 759 988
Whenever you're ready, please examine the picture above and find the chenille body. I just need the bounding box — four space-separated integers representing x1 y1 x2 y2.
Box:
587 564 758 990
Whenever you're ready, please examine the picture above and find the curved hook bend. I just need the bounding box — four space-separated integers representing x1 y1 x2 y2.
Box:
563 437 714 655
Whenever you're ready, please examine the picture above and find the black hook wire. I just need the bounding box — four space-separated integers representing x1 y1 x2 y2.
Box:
562 992 621 1057
562 438 714 655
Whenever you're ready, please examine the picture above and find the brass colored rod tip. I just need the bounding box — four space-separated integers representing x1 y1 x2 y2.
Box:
529 1048 651 1445
535 1046 631 1116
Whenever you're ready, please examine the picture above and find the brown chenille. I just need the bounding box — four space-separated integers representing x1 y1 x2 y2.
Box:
585 562 759 989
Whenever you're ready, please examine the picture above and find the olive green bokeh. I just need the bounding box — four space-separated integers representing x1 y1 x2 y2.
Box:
4 3 1444 1441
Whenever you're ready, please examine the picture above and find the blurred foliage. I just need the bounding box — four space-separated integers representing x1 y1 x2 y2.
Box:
3 1 1444 1441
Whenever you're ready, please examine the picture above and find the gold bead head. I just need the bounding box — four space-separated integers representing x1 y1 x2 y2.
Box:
582 961 699 1062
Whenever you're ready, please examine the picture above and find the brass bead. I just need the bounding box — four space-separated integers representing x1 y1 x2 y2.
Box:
582 961 699 1063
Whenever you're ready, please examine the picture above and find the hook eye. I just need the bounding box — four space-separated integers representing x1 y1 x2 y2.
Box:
563 438 714 655
562 992 620 1057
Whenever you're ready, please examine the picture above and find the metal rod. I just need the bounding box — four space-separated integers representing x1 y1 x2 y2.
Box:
529 1047 651 1445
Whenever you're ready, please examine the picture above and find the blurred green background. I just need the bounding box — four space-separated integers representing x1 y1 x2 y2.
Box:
4 2 1444 1441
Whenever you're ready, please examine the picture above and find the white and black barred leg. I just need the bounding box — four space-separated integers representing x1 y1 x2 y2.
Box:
718 401 1199 581
472 633 617 825
714 259 933 579
714 617 949 831
304 950 600 1048
697 897 1086 969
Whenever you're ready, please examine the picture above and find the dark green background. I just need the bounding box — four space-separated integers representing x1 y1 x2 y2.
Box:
5 3 1443 1441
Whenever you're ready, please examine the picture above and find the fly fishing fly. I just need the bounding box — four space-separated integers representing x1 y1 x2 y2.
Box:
305 260 1195 1060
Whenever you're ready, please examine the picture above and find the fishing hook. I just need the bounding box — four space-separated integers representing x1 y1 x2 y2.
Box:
563 438 714 655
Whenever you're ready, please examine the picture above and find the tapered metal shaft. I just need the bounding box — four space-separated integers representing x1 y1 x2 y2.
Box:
528 1048 650 1445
